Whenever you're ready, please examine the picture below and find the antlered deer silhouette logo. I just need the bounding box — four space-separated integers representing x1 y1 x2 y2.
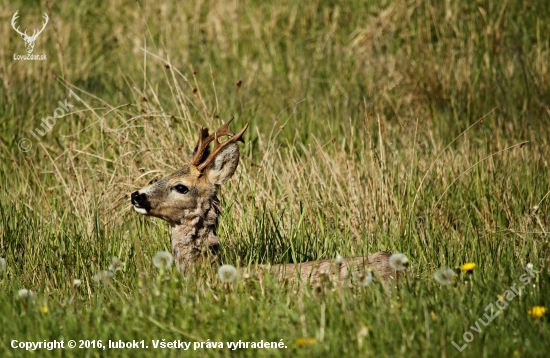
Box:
11 11 49 54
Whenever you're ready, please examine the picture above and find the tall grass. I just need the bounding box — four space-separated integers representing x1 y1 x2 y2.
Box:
0 0 549 356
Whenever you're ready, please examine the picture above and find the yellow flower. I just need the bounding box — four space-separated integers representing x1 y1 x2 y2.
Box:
430 311 437 320
296 338 316 347
41 306 49 314
527 306 547 319
461 262 476 272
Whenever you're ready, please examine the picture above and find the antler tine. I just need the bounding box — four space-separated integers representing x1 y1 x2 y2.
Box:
201 117 237 145
191 117 246 168
11 11 25 37
38 13 49 33
197 123 248 171
190 127 211 167
31 13 49 38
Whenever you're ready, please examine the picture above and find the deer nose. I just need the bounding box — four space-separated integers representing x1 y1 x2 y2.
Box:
131 191 147 206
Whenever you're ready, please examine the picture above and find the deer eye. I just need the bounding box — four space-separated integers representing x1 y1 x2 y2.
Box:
173 184 189 194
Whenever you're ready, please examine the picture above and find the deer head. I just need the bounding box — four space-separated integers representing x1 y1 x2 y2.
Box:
131 118 248 272
131 118 248 224
12 11 49 54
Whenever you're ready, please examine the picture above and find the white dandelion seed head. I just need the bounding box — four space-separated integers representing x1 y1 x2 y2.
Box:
18 289 28 299
0 257 5 273
18 289 35 300
153 251 174 270
217 264 238 283
389 253 409 271
73 279 82 287
359 270 373 287
108 256 126 272
93 270 113 285
434 268 457 285
525 263 539 275
335 254 344 265
357 326 368 337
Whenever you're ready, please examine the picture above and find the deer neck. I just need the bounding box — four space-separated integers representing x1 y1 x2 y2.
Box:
171 195 220 273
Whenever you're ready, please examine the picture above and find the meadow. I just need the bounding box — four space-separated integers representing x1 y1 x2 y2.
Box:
0 0 549 356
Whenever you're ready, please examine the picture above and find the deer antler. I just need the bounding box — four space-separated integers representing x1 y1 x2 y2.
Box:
191 117 248 171
11 11 26 37
31 13 49 39
11 12 48 40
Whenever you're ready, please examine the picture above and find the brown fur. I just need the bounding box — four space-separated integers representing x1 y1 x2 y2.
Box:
250 252 393 286
131 121 393 284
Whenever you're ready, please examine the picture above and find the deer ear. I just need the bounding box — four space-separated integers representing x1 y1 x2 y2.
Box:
204 143 240 185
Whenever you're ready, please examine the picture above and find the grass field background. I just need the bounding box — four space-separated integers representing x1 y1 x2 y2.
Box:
0 0 549 356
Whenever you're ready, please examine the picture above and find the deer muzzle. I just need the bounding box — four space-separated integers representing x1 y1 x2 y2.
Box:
131 191 150 214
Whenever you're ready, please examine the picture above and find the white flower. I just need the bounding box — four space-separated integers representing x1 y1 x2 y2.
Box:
108 256 126 272
73 279 82 287
0 257 5 273
359 270 373 287
335 254 344 265
153 251 174 269
434 268 457 285
18 289 35 300
217 264 238 283
525 263 539 274
532 205 539 211
93 270 113 285
389 253 409 271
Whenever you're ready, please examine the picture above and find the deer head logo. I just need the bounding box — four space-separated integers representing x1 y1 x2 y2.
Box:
11 11 49 54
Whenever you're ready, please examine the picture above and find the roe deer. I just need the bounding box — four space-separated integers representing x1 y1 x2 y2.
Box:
131 118 393 285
